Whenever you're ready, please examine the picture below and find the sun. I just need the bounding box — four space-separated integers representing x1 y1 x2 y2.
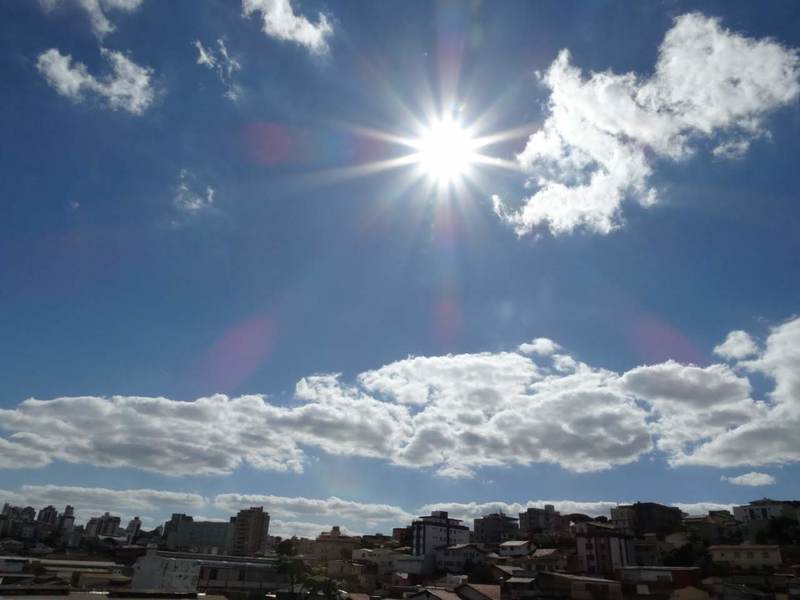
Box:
413 117 477 183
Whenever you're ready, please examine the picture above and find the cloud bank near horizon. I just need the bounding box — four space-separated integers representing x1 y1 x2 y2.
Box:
1 315 799 479
0 484 738 537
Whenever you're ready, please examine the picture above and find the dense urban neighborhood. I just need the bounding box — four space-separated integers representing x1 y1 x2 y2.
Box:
2 497 800 600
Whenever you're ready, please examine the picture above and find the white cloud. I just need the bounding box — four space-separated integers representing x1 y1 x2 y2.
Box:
620 360 765 461
0 395 305 476
679 317 800 468
0 438 50 469
269 519 358 538
518 337 561 356
2 315 800 477
40 0 143 37
714 330 760 361
721 472 776 486
173 169 215 215
194 39 241 101
0 351 650 478
242 0 333 55
494 13 800 235
0 483 742 535
213 494 413 527
37 47 154 115
420 500 622 522
672 502 734 516
0 484 205 526
712 139 751 160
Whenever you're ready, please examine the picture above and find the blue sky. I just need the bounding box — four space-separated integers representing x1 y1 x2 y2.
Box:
1 0 800 536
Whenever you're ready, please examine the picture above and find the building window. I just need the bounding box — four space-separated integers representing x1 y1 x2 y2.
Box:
209 568 218 580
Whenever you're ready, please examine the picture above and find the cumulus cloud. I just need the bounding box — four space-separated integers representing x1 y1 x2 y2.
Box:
2 315 800 477
518 337 561 356
39 0 143 37
242 0 333 55
213 494 413 527
195 39 241 101
493 13 800 235
714 330 760 361
37 47 154 115
270 519 358 538
173 169 215 215
0 351 650 478
722 472 776 486
679 317 800 468
620 360 765 462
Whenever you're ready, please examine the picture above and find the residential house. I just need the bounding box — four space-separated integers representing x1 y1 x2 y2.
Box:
436 543 488 573
618 566 702 599
457 582 501 600
536 572 623 600
498 540 534 558
708 545 782 569
529 548 567 572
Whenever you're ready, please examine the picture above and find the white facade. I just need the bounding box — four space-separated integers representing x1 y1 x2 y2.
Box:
709 545 782 568
352 547 404 574
131 548 200 592
499 540 534 557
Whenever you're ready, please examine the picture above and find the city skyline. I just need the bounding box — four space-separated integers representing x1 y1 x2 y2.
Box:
2 2 800 542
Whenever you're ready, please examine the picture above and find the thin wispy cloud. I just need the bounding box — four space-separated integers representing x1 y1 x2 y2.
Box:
39 0 144 38
173 169 215 216
194 39 242 102
37 47 154 115
493 13 800 235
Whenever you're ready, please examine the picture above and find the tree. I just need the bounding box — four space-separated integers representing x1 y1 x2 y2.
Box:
756 517 800 545
304 576 341 600
276 555 309 598
277 538 297 556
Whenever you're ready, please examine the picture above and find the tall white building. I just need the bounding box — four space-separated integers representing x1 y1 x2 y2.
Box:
411 511 469 556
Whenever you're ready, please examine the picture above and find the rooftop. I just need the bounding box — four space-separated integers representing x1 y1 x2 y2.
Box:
459 583 501 600
708 545 780 550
